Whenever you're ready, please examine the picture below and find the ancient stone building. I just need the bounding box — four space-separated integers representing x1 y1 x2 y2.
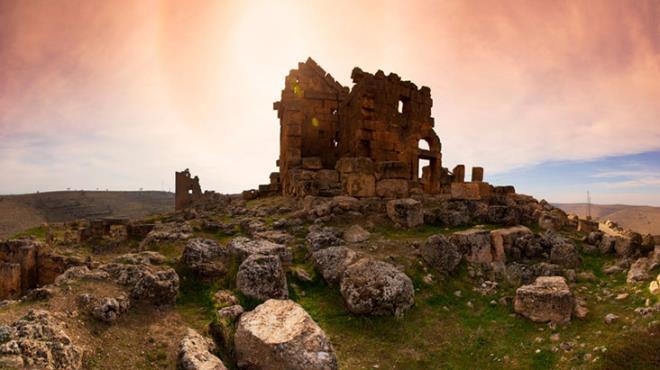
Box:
266 58 489 199
175 169 203 210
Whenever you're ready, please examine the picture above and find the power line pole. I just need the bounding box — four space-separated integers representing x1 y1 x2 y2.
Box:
587 190 592 220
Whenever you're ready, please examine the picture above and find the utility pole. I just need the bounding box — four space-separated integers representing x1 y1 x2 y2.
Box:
587 190 592 220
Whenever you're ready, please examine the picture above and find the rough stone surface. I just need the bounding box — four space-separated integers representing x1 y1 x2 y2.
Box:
235 299 338 370
182 238 230 278
130 268 180 305
514 276 574 323
386 198 424 228
627 257 652 283
0 310 84 369
340 258 414 316
228 237 292 264
449 229 493 264
89 295 130 323
542 231 581 268
420 234 462 274
306 227 343 252
343 225 370 243
178 328 226 370
236 254 288 301
311 246 361 285
490 226 535 262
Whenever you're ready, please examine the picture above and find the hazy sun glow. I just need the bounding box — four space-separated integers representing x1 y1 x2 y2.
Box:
1 0 659 204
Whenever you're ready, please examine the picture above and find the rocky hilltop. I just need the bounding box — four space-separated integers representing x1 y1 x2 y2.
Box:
0 190 658 369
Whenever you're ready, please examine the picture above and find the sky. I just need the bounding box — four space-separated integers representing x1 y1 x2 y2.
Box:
1 0 659 205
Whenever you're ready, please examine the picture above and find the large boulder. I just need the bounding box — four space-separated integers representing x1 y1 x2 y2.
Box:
490 226 535 262
235 299 338 370
627 257 653 284
614 235 640 258
420 234 462 274
0 310 84 369
305 227 343 252
182 238 230 278
78 294 130 323
236 254 288 301
449 229 493 264
541 231 581 268
178 328 227 370
343 225 370 243
506 262 564 286
538 209 567 231
340 258 414 317
514 276 574 323
599 235 616 255
228 237 292 264
311 246 361 286
130 268 180 305
386 198 424 228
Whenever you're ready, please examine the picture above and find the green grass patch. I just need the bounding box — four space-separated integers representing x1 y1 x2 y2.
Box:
11 226 47 240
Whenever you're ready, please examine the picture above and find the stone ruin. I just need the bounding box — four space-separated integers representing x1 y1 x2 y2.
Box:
175 169 204 210
258 58 493 200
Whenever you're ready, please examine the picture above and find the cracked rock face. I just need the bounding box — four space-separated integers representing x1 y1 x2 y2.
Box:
182 238 230 278
236 254 288 301
178 328 226 370
340 258 414 317
235 299 338 370
0 310 84 369
312 246 361 286
228 237 292 264
514 276 574 324
420 234 462 275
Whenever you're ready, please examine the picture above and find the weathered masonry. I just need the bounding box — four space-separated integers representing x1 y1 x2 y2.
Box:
262 58 490 200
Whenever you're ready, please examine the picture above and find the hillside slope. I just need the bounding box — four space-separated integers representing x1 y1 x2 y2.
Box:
555 203 660 235
0 191 173 239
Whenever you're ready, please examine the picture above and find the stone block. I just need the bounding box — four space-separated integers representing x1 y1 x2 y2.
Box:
302 157 323 170
449 229 493 264
316 169 339 184
374 161 410 180
342 174 375 198
335 157 374 175
471 167 484 182
386 198 424 228
577 219 598 233
376 179 409 198
0 263 21 299
452 165 465 183
514 276 574 323
450 182 492 200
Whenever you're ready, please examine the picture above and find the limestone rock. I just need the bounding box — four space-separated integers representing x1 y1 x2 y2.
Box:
340 258 414 317
236 254 288 301
420 234 462 274
449 229 493 264
343 225 370 243
490 226 535 262
182 238 230 278
112 251 167 266
228 237 292 264
306 227 343 252
312 246 361 285
375 179 409 198
627 257 652 283
0 310 84 369
130 268 179 305
542 231 581 268
386 198 424 228
178 328 226 370
235 299 338 370
514 276 574 323
89 295 130 323
649 274 660 295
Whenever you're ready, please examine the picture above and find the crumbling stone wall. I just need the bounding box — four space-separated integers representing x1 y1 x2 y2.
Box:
176 169 203 210
265 58 492 200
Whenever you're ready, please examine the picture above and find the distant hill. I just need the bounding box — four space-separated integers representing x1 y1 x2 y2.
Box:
555 203 660 235
0 191 174 239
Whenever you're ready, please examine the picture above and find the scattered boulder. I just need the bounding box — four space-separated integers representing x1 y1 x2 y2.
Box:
235 299 338 370
182 238 230 278
213 290 240 308
236 254 288 301
130 268 180 305
178 328 227 370
586 231 603 246
540 231 581 268
254 230 294 244
490 226 536 262
112 251 167 265
343 225 370 243
312 246 361 285
449 229 493 264
140 222 193 246
599 235 616 255
420 234 462 274
514 276 574 323
386 198 423 228
340 258 414 317
505 262 564 286
228 237 292 264
306 227 343 252
0 310 84 369
650 274 660 295
538 209 566 231
614 235 640 258
90 294 131 323
604 313 619 324
627 257 652 283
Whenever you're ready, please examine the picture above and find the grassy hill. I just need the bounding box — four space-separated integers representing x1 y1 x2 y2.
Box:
0 190 173 239
555 203 660 235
